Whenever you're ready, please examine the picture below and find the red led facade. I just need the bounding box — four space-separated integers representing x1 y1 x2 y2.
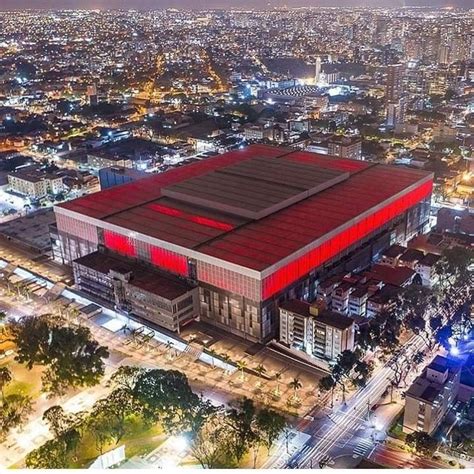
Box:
261 180 433 300
103 230 136 258
150 246 189 276
149 203 234 232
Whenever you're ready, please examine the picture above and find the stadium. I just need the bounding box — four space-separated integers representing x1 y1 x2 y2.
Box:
54 144 433 342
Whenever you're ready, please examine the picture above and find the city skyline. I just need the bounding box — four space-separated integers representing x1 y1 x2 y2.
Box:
0 5 472 470
1 0 473 10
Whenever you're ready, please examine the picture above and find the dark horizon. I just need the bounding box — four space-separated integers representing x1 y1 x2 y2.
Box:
0 0 472 11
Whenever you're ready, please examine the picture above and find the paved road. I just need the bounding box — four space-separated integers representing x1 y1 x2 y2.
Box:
284 332 427 468
370 444 450 469
280 288 467 469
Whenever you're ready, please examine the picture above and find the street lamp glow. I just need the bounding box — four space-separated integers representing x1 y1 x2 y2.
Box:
171 435 188 452
450 346 459 356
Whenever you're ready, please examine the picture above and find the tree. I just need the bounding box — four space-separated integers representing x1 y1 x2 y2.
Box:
412 351 425 367
398 286 440 349
7 315 109 395
88 388 138 446
223 397 286 467
108 365 143 394
406 431 438 455
273 371 282 397
25 438 69 468
0 366 12 400
288 377 302 401
164 340 175 359
255 408 286 454
133 368 200 434
389 351 410 388
225 398 258 463
43 405 77 438
318 375 337 406
435 247 474 292
87 409 112 455
254 364 267 378
236 359 247 382
0 393 33 439
332 350 358 401
435 324 454 350
190 412 235 468
352 360 373 388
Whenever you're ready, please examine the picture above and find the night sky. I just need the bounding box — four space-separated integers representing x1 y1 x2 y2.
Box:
0 0 471 10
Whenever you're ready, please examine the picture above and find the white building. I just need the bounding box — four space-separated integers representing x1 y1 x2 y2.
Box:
7 167 64 199
403 356 461 435
279 300 355 362
328 136 362 160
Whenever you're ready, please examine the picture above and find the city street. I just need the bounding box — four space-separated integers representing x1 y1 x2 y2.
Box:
275 287 469 469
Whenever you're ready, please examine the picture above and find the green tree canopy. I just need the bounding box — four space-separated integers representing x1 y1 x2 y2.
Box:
7 315 109 395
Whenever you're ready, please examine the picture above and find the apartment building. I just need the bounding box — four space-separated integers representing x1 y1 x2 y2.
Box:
279 299 355 362
403 355 461 435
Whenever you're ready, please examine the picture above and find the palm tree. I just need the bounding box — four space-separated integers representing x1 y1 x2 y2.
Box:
0 366 12 401
289 377 302 402
236 359 247 382
254 364 267 378
165 340 175 360
273 371 282 397
207 349 218 368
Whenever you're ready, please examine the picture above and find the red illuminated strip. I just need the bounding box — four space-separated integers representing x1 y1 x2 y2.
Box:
149 203 234 232
103 230 136 258
261 180 433 300
150 246 188 276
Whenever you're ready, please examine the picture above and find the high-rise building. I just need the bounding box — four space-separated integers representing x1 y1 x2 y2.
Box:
54 145 433 343
385 63 404 103
279 299 355 363
403 356 461 435
87 84 98 106
386 64 406 127
314 56 322 85
438 44 450 65
386 98 407 128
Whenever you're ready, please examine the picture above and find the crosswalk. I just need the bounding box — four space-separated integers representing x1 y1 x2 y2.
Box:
353 439 374 457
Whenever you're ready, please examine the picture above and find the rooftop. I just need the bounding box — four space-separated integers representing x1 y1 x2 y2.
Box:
364 264 415 287
74 251 194 301
162 155 349 219
280 299 354 330
383 244 406 259
57 144 433 273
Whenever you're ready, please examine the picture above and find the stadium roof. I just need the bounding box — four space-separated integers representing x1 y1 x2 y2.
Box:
57 144 433 275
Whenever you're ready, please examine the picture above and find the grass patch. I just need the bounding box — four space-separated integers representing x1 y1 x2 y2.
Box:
70 415 164 468
0 360 43 399
388 408 407 441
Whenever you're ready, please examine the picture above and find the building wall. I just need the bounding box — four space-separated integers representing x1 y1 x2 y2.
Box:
73 260 199 333
56 178 432 343
279 308 355 362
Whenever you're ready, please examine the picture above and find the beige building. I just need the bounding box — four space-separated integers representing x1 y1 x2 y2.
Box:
403 356 461 435
7 167 64 199
328 136 362 160
243 124 272 141
279 300 355 362
87 151 133 170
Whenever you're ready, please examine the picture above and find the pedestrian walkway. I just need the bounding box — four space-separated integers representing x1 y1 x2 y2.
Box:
353 439 374 457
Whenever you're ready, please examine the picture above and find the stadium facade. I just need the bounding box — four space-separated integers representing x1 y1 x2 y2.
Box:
54 145 433 342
